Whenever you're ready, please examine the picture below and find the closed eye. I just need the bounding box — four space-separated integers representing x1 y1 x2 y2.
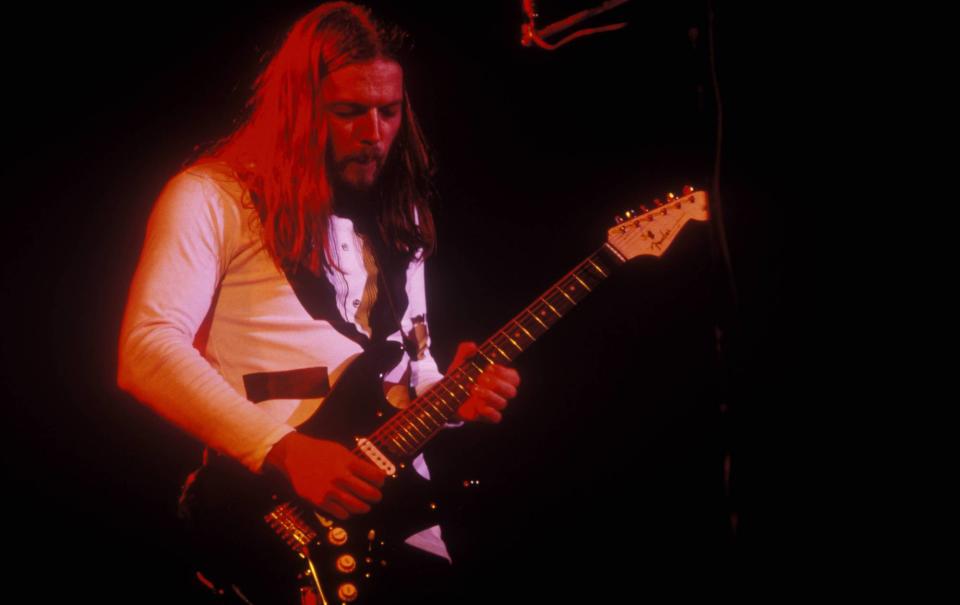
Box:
329 102 402 119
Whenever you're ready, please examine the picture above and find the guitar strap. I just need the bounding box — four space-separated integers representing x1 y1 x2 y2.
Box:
240 191 419 403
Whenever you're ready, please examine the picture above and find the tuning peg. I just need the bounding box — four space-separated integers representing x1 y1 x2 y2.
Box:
651 198 663 207
639 204 651 213
682 185 695 195
624 210 635 219
666 192 677 201
614 215 624 224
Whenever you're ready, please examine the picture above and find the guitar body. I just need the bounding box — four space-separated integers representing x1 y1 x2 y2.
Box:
175 188 710 604
180 340 442 604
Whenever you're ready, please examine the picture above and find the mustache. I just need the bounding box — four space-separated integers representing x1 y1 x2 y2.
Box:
342 148 385 165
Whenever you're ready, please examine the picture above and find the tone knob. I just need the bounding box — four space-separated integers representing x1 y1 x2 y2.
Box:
336 554 357 573
337 583 358 602
328 527 348 546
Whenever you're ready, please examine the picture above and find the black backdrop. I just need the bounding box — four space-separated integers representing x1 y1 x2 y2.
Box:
4 1 805 600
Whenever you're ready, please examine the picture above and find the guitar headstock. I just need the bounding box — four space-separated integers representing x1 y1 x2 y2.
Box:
606 186 709 260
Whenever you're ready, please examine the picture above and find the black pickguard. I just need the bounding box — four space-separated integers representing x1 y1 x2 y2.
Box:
179 341 443 604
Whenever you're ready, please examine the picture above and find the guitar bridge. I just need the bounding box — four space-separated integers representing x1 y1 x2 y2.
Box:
265 502 318 557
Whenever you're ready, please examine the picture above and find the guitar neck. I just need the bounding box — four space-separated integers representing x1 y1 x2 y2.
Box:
365 243 627 460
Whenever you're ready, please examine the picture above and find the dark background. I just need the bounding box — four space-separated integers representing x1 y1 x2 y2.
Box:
4 1 809 600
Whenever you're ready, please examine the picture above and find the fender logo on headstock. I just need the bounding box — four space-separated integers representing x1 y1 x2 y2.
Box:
607 188 709 260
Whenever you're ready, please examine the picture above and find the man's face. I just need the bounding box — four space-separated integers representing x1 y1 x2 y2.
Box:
321 58 404 192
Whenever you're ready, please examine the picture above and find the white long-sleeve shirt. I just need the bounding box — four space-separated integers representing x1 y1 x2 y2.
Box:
117 160 453 560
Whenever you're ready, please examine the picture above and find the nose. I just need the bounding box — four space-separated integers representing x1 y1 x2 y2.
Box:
357 108 382 144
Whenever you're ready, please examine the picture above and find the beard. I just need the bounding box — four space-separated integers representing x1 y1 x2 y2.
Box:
328 145 388 222
329 143 387 190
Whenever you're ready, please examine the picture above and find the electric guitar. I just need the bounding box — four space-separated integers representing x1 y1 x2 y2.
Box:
178 187 710 604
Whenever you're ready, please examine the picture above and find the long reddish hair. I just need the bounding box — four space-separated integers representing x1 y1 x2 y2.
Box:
186 2 436 275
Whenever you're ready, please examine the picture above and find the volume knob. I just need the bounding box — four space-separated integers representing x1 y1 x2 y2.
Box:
336 554 357 573
328 527 348 546
338 583 358 602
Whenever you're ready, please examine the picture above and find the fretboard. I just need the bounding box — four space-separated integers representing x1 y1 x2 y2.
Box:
364 243 626 460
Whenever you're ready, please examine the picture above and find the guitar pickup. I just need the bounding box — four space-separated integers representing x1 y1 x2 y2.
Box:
355 438 397 476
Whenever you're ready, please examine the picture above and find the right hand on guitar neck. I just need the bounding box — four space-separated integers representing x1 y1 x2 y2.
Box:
264 432 386 520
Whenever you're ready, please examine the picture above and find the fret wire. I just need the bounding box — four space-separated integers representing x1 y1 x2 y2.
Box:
477 349 497 364
426 394 456 418
457 363 482 380
371 248 617 461
546 285 577 306
540 297 562 318
431 387 458 408
420 406 441 424
572 272 592 291
449 378 472 398
513 319 535 341
557 285 577 305
399 424 421 445
408 411 433 433
541 297 568 319
532 304 554 326
390 435 410 454
564 276 590 298
500 331 523 352
488 341 512 362
453 366 479 387
436 382 460 402
423 391 453 418
587 257 608 277
526 308 549 330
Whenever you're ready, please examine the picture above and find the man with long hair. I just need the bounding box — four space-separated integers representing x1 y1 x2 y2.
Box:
117 2 519 602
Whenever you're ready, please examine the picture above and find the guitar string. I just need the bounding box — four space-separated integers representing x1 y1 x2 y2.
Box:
365 251 615 455
365 253 612 452
366 265 593 450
